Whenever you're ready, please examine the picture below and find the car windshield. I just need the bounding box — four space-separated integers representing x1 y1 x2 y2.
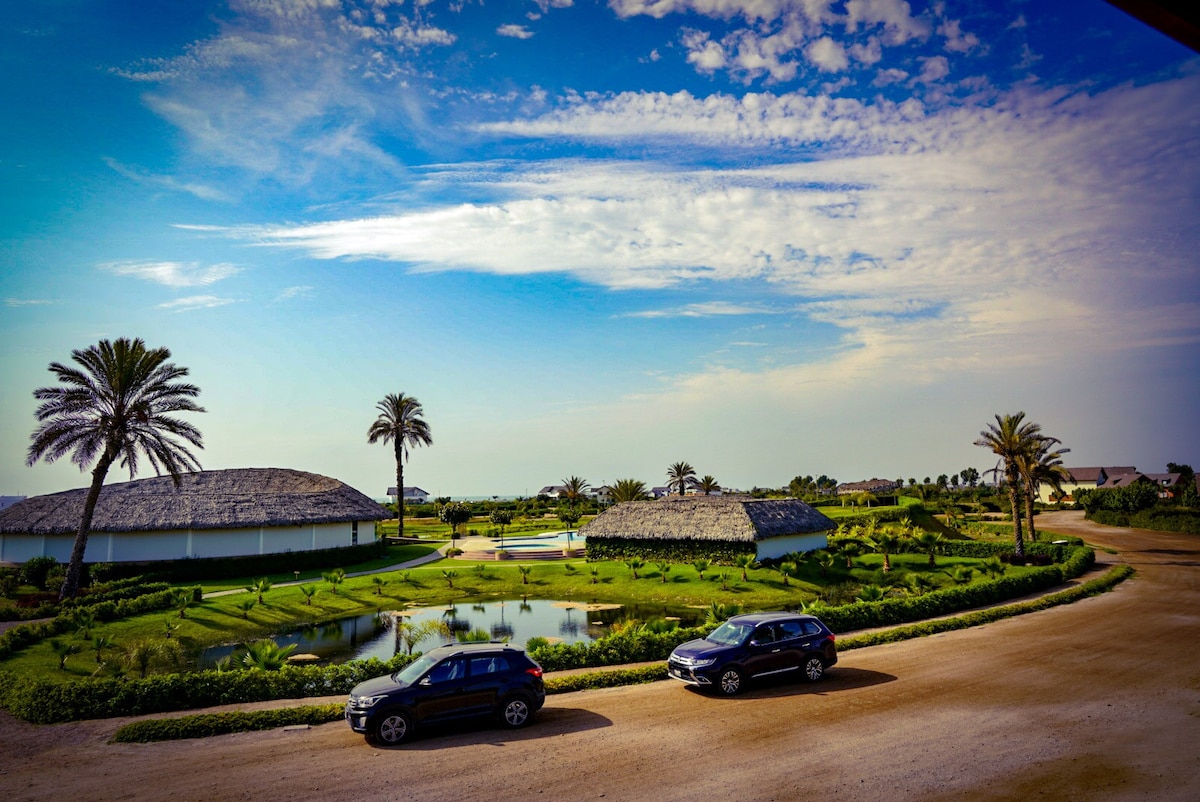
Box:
393 654 439 685
706 621 753 646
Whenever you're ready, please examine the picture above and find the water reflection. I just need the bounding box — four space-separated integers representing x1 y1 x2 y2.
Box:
200 598 702 667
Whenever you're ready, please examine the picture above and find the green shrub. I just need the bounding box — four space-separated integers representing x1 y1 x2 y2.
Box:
544 664 668 693
19 556 59 591
583 537 755 564
111 703 345 743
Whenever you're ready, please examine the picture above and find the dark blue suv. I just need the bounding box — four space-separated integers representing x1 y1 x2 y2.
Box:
346 642 545 744
668 612 837 695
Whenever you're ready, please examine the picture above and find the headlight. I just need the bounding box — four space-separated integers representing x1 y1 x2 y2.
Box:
690 658 715 668
351 694 384 708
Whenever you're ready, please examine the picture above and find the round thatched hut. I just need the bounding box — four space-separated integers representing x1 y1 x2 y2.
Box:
0 468 388 564
581 495 835 562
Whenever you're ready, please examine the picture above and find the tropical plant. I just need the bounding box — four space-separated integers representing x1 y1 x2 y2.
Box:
557 505 582 531
856 584 887 603
1016 436 1071 542
456 627 491 643
236 638 298 671
298 584 317 605
517 565 532 585
912 531 944 567
26 337 205 598
123 638 160 678
982 556 1007 579
162 620 180 639
655 561 672 583
368 392 432 539
697 475 721 495
734 554 756 581
838 540 863 569
625 558 644 579
975 411 1044 557
945 566 976 585
812 549 836 578
874 532 902 572
49 638 78 669
372 576 390 596
666 461 696 496
905 573 938 597
704 601 741 626
173 588 194 618
323 568 345 594
70 608 96 638
441 569 458 588
560 475 590 508
90 633 115 663
777 560 799 586
235 597 256 618
692 558 711 580
246 577 271 604
488 509 514 538
610 478 648 503
590 566 599 584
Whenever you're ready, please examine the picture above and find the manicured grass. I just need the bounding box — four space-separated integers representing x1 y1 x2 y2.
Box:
3 551 1036 682
196 544 441 593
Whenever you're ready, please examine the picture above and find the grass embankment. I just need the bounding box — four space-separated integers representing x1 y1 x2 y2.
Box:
3 550 1031 680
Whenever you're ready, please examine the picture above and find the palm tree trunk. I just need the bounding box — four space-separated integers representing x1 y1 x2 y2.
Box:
60 449 116 600
394 441 405 539
1007 471 1025 558
1024 482 1039 543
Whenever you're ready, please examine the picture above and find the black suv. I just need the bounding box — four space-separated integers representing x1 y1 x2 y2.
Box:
346 642 546 744
668 612 837 695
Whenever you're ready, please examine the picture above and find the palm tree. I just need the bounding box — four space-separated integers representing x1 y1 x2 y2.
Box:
692 558 711 580
610 478 648 503
656 561 672 583
27 337 205 599
975 412 1043 558
697 475 720 495
734 554 756 581
368 393 432 539
560 475 590 509
912 531 944 568
625 558 644 579
299 584 317 606
874 532 902 572
666 461 696 496
1016 436 1071 543
246 577 271 604
236 639 298 671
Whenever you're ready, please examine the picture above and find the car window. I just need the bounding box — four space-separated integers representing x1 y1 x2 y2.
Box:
707 621 753 646
800 621 823 636
776 620 804 641
752 625 776 644
427 658 466 684
470 655 510 676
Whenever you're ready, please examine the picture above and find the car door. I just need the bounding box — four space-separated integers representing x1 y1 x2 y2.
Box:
773 619 807 672
413 657 469 723
743 624 790 678
463 655 511 716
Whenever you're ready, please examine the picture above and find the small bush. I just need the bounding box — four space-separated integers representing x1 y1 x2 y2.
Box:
111 703 345 743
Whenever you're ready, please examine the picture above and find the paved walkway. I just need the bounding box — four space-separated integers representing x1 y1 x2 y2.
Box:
204 543 451 598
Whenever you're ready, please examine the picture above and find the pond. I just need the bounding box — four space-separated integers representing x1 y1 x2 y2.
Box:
200 597 705 667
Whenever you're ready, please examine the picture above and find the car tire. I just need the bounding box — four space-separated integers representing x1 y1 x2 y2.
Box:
802 655 825 682
499 695 534 728
717 666 745 696
372 709 413 745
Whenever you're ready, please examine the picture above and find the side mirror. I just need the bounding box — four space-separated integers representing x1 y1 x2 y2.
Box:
419 677 432 686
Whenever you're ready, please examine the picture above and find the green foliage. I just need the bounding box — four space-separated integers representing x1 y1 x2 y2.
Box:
528 625 709 672
19 556 59 591
112 703 345 743
585 536 756 564
96 542 386 584
1076 482 1160 515
544 664 668 694
438 502 473 536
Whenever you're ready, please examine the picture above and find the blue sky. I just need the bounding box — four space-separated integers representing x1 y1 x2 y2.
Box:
2 0 1198 500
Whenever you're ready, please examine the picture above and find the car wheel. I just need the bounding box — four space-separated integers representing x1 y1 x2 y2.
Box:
717 667 744 696
372 709 413 745
499 695 534 728
802 655 825 682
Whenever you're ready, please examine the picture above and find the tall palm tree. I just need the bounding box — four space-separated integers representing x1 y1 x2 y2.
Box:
1016 436 1071 543
560 475 590 509
697 475 721 495
666 461 696 497
27 338 205 600
610 478 648 503
974 412 1042 558
368 393 432 539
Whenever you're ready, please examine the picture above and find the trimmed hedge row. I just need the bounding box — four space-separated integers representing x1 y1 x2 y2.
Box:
96 541 387 583
529 626 710 672
111 703 346 743
0 586 201 662
1087 507 1200 534
1 652 416 725
582 537 755 564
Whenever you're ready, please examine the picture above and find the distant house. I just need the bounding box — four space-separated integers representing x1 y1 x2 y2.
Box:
582 495 835 561
0 496 25 512
0 468 388 564
387 486 431 505
1097 472 1183 498
1036 466 1138 503
836 478 900 496
537 485 566 499
649 486 673 499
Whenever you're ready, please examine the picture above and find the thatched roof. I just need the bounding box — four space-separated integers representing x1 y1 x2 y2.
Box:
582 495 835 542
0 468 388 535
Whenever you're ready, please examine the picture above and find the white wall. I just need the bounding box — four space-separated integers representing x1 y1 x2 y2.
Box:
0 521 370 564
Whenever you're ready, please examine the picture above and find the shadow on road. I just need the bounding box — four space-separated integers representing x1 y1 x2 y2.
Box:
682 666 897 701
369 706 611 751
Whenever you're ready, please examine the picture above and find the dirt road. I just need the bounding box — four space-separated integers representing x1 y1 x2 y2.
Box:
2 511 1197 801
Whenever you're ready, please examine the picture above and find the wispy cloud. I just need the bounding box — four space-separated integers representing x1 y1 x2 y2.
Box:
4 298 53 307
102 157 230 202
101 261 242 288
157 295 237 311
274 285 314 302
625 301 776 318
498 24 534 39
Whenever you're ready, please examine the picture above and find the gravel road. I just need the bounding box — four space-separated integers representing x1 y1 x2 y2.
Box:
2 511 1197 801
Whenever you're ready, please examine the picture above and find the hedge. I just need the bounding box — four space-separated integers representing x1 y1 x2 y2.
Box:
583 537 756 564
94 541 387 584
111 703 346 743
0 586 202 661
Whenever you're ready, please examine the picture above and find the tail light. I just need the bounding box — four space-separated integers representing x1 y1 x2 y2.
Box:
828 633 835 641
526 666 544 679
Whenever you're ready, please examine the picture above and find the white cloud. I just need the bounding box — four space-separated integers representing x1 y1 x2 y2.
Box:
497 24 535 39
806 36 848 72
157 295 238 311
624 301 776 318
4 298 53 307
938 18 979 54
101 261 242 287
844 0 931 45
102 157 230 202
915 55 949 83
274 285 315 301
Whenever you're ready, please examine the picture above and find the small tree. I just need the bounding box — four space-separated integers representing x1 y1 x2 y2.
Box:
692 558 711 580
246 577 271 604
439 502 472 539
625 558 644 579
299 584 317 605
323 568 346 595
734 554 756 581
442 569 458 588
372 576 390 596
517 564 532 585
90 633 114 664
557 505 582 531
656 561 672 583
236 598 256 619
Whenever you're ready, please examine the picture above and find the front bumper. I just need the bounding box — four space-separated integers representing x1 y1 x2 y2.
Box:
345 703 372 733
667 661 713 686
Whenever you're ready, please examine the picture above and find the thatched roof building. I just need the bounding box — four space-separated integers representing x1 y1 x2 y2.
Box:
0 468 388 564
582 495 835 561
